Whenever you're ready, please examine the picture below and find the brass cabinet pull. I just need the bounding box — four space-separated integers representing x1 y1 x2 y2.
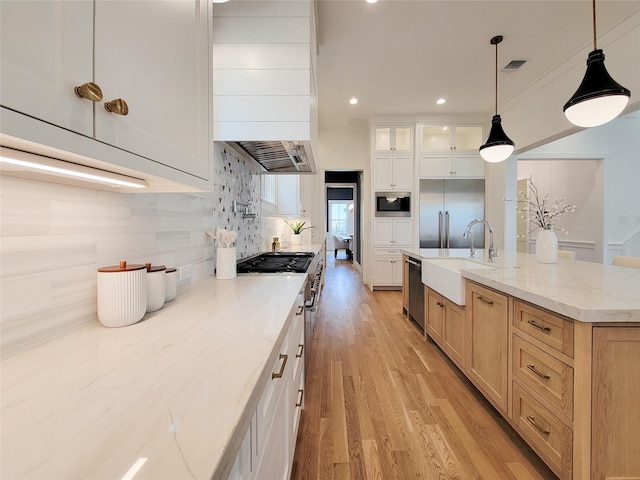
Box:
272 353 288 379
296 305 304 316
296 388 304 407
527 320 551 332
477 295 494 305
104 98 129 115
74 82 103 102
527 364 551 379
526 415 550 435
296 344 304 358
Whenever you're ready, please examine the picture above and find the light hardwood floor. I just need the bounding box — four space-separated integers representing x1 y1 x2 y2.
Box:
291 255 558 480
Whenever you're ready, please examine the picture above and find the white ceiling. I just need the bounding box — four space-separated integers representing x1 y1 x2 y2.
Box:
316 0 639 128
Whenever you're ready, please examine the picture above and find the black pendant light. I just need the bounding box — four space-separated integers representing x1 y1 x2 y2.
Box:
479 35 515 163
563 0 631 127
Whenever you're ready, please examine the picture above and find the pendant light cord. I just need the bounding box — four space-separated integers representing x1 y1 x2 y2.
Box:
592 0 597 49
494 41 498 115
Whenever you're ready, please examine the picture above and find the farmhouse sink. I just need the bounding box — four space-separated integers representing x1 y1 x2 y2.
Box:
421 258 498 306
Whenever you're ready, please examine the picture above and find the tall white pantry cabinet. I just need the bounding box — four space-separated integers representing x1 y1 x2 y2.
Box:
0 0 212 190
370 125 414 288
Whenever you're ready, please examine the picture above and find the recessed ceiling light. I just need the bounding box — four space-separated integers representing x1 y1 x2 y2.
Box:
349 97 358 105
436 98 446 105
366 0 378 3
212 0 230 3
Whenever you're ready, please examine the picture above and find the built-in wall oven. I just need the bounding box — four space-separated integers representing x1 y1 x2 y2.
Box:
375 192 411 217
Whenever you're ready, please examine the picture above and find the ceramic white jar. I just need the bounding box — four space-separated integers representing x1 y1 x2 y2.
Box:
97 261 148 327
146 264 167 312
216 247 237 280
165 267 177 302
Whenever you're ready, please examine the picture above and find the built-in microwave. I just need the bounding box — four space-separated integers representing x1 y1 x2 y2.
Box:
375 192 411 217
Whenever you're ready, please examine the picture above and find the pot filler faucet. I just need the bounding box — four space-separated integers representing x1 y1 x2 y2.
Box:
463 219 498 262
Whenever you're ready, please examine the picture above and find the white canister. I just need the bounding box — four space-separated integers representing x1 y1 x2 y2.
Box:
97 261 148 327
146 263 167 312
165 268 177 302
216 247 237 280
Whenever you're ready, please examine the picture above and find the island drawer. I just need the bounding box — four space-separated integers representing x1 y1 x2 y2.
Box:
513 300 574 357
512 335 574 420
512 383 573 480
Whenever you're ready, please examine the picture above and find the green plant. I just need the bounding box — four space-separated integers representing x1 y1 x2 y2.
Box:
284 220 315 234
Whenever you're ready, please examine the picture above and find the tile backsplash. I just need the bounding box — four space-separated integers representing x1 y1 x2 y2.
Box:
0 143 261 360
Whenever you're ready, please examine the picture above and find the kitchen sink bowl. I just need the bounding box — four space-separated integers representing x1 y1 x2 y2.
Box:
421 258 497 306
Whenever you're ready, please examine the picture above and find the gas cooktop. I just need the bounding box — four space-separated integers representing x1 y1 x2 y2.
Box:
236 252 314 274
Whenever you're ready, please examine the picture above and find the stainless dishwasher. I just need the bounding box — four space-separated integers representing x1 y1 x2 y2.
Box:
407 256 424 331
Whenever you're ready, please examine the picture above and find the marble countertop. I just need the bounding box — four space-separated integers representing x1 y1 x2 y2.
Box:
401 248 640 323
0 273 308 480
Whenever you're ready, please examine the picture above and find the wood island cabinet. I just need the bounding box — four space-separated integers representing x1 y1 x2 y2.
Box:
590 327 640 479
425 287 466 369
465 282 509 414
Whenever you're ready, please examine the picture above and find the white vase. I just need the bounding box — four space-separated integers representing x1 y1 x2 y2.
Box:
291 233 302 245
536 229 558 264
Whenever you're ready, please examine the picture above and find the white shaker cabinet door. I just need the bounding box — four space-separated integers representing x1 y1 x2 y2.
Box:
0 0 94 136
94 0 210 179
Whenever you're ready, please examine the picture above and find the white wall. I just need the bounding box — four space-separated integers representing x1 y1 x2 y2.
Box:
0 144 262 360
516 114 640 264
517 159 604 262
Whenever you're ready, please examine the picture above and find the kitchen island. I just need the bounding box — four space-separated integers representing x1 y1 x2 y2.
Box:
402 248 640 480
0 272 307 479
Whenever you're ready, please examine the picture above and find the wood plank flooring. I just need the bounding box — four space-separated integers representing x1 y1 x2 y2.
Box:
291 255 559 480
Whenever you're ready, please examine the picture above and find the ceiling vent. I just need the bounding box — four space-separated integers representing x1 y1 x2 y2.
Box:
502 60 527 72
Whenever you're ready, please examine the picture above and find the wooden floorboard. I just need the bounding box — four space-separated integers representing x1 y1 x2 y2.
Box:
292 255 558 480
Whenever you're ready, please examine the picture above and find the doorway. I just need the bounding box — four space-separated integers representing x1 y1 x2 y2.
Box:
325 171 362 266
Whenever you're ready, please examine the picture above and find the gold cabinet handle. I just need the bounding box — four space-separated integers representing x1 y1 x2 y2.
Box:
74 82 103 102
527 364 551 379
272 353 288 379
104 98 129 116
526 415 550 435
296 344 304 358
296 305 304 316
477 295 494 305
527 320 551 332
296 388 304 407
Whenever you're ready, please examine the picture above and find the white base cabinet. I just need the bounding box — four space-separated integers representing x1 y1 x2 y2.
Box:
229 288 306 480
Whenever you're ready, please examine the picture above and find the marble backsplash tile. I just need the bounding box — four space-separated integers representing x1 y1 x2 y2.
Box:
0 144 262 360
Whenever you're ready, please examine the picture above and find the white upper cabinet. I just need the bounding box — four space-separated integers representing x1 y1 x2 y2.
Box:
419 154 485 178
0 1 94 136
372 154 413 191
0 0 212 189
93 1 210 179
418 124 484 153
276 175 300 217
372 126 413 153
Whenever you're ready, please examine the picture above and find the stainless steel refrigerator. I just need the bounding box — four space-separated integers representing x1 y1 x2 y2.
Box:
419 179 485 248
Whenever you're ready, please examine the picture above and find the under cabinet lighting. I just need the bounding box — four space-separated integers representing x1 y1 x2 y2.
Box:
0 147 148 189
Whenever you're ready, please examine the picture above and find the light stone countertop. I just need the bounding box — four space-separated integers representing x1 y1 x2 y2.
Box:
0 273 307 480
401 248 640 323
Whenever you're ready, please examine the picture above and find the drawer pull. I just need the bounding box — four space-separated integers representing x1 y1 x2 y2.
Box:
296 344 304 358
527 320 551 332
296 388 304 407
526 415 550 435
527 364 551 379
296 305 304 316
477 295 494 305
272 354 288 379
